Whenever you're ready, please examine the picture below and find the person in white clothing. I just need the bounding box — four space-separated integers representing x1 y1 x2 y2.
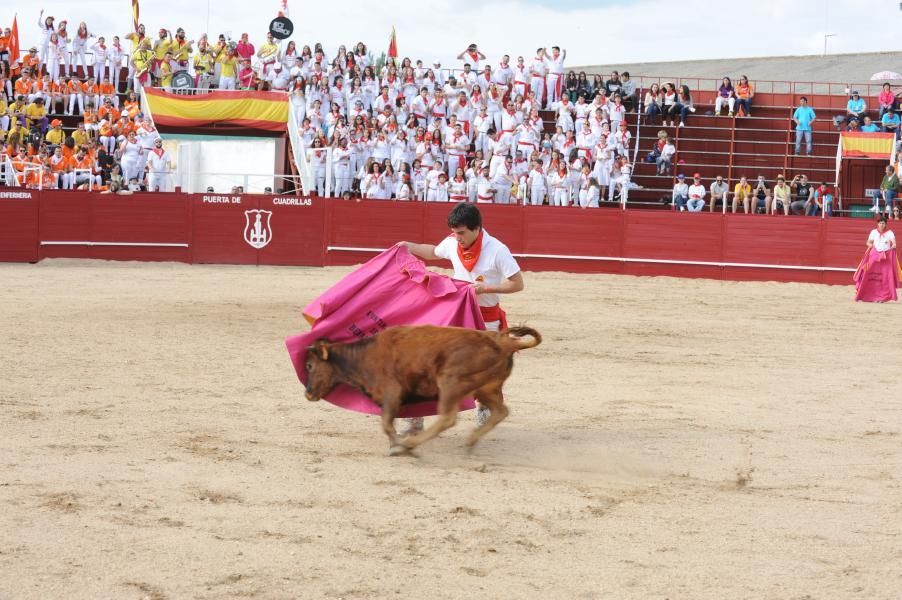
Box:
145 138 172 192
457 44 486 73
400 203 525 433
543 46 566 108
527 162 547 205
475 165 496 203
492 156 515 204
867 217 897 252
528 50 547 108
362 162 391 199
687 174 707 212
332 138 353 197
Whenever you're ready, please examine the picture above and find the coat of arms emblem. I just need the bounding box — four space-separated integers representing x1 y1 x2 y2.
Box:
244 209 273 249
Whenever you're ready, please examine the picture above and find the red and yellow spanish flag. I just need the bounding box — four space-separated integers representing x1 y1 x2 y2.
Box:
840 132 895 159
387 26 397 59
131 0 140 32
143 88 288 132
9 15 20 65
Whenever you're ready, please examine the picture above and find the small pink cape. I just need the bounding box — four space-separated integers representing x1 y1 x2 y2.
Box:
854 247 901 302
285 246 485 417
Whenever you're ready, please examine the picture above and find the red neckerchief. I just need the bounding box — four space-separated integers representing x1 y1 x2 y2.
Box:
468 50 479 63
457 228 484 272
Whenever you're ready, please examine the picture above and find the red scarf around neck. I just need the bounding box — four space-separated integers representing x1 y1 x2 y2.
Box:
457 228 484 272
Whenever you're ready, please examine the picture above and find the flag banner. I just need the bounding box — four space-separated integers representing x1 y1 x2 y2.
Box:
143 88 288 132
131 0 140 32
9 15 20 65
285 246 484 417
840 132 895 158
387 26 397 59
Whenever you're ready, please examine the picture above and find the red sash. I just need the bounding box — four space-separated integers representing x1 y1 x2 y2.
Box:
479 304 508 329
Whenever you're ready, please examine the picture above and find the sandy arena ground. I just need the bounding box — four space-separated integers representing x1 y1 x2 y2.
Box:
2 259 902 599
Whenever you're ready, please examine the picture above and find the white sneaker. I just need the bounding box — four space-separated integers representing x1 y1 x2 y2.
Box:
679 122 685 127
870 206 880 213
475 406 490 428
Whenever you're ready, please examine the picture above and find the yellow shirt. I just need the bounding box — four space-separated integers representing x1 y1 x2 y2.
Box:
171 40 192 62
124 32 145 53
72 129 90 147
218 56 238 78
258 42 278 60
0 100 8 127
733 182 752 200
153 37 172 60
46 128 66 145
133 49 153 73
193 53 214 74
160 62 173 87
25 103 47 123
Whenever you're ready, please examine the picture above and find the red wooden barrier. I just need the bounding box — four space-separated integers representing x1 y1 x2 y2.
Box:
0 190 39 263
39 191 191 262
0 192 885 288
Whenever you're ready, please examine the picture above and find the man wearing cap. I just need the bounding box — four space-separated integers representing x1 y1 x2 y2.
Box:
400 202 525 431
672 173 690 211
846 91 867 125
45 119 66 147
687 173 706 212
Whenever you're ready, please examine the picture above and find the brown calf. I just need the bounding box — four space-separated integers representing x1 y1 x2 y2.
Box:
304 325 541 456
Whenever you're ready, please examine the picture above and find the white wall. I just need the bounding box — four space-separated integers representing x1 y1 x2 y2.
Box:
166 135 277 194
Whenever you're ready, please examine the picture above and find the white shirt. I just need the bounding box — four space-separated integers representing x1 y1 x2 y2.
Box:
688 184 706 200
869 229 896 252
435 229 520 308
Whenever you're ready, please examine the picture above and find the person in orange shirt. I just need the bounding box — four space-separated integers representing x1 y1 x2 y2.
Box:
99 78 118 108
82 77 100 111
122 91 140 120
72 147 101 188
26 164 56 190
66 77 85 116
49 146 73 188
17 47 41 77
98 97 120 123
83 102 99 135
0 27 11 64
14 74 34 102
98 118 117 153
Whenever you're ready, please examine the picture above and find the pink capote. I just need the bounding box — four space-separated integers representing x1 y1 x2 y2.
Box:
285 245 485 417
854 247 901 302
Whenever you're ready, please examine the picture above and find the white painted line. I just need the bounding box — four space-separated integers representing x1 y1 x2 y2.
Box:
41 241 190 248
326 246 855 273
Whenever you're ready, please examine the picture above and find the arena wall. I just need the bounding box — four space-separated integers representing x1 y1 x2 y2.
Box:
0 191 874 285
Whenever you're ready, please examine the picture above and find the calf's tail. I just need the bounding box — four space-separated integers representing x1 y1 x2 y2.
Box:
498 326 542 352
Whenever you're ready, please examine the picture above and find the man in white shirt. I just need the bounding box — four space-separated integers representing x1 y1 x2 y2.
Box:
145 138 172 192
543 46 566 109
401 203 525 430
687 173 706 212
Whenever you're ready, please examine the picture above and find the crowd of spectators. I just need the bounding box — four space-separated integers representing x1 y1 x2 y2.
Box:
3 13 900 212
670 172 833 216
0 13 173 192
